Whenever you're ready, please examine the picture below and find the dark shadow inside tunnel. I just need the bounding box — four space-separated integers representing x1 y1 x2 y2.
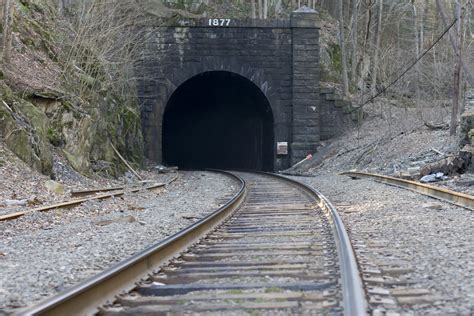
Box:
162 71 274 171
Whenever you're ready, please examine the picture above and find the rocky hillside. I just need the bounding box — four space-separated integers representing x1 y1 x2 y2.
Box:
0 0 344 178
0 0 143 177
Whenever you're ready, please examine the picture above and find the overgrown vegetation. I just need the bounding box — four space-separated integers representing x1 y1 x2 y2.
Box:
0 0 147 176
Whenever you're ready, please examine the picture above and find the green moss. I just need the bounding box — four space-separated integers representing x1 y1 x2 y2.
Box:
327 43 342 75
94 96 144 169
47 127 62 146
6 129 32 163
225 289 244 295
17 1 31 15
264 287 283 293
0 81 16 103
0 84 53 174
15 99 49 135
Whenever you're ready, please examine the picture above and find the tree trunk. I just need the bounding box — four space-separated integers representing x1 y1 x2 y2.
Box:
413 3 422 118
258 0 263 18
450 1 462 136
251 0 256 18
349 0 360 83
338 0 349 96
274 0 282 16
370 0 383 97
58 0 65 15
436 0 474 88
3 0 13 65
263 0 268 19
358 0 373 90
459 2 466 114
420 1 425 52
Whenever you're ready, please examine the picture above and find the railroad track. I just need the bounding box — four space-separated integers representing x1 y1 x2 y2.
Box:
21 171 366 315
0 171 179 222
341 171 474 211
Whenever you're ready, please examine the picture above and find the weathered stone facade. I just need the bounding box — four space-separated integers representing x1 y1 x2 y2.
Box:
319 87 353 141
136 10 324 170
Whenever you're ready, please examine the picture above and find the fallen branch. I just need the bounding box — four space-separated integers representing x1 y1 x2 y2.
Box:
1 100 13 113
431 147 446 156
424 121 449 130
355 144 378 165
420 156 463 176
111 143 143 181
3 128 22 139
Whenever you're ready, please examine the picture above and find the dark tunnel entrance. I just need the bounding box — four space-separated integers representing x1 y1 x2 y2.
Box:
162 71 274 171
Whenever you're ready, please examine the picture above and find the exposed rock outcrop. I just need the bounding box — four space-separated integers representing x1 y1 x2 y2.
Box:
0 0 144 176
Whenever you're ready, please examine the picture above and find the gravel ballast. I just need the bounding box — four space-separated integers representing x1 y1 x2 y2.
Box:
290 173 473 315
0 171 239 312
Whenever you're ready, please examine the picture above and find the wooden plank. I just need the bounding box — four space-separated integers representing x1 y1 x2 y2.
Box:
0 178 173 221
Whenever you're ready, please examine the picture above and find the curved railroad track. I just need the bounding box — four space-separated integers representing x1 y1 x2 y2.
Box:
341 171 474 211
20 171 366 316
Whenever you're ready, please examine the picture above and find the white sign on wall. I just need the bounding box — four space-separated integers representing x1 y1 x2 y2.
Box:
277 142 288 155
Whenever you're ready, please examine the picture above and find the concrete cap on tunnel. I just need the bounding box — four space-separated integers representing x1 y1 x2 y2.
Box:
291 7 319 28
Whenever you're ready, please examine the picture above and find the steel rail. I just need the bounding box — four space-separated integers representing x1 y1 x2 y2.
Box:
71 179 173 197
18 170 246 316
265 172 367 316
341 171 474 211
19 170 366 315
71 186 128 197
0 172 179 222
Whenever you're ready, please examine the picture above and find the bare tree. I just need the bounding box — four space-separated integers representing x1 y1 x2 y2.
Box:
2 0 13 65
57 1 156 104
370 0 383 96
450 0 463 135
58 0 65 15
436 0 474 87
357 0 373 90
338 0 349 96
413 1 422 118
349 0 361 83
251 0 256 18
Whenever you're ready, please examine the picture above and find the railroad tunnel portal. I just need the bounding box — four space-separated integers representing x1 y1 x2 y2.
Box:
163 71 274 171
137 8 342 171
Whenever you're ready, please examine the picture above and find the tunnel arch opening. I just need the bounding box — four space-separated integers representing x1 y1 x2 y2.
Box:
162 71 274 171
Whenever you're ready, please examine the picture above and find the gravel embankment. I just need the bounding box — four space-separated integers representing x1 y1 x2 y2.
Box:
0 171 239 312
289 172 473 315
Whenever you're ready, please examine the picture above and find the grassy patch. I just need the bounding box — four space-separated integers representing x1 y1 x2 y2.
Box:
327 43 342 75
264 287 283 293
226 289 244 295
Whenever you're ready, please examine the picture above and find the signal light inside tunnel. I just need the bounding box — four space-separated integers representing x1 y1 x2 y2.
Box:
162 71 274 171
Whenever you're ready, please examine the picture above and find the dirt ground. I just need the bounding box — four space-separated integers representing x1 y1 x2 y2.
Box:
0 143 168 215
287 98 465 178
